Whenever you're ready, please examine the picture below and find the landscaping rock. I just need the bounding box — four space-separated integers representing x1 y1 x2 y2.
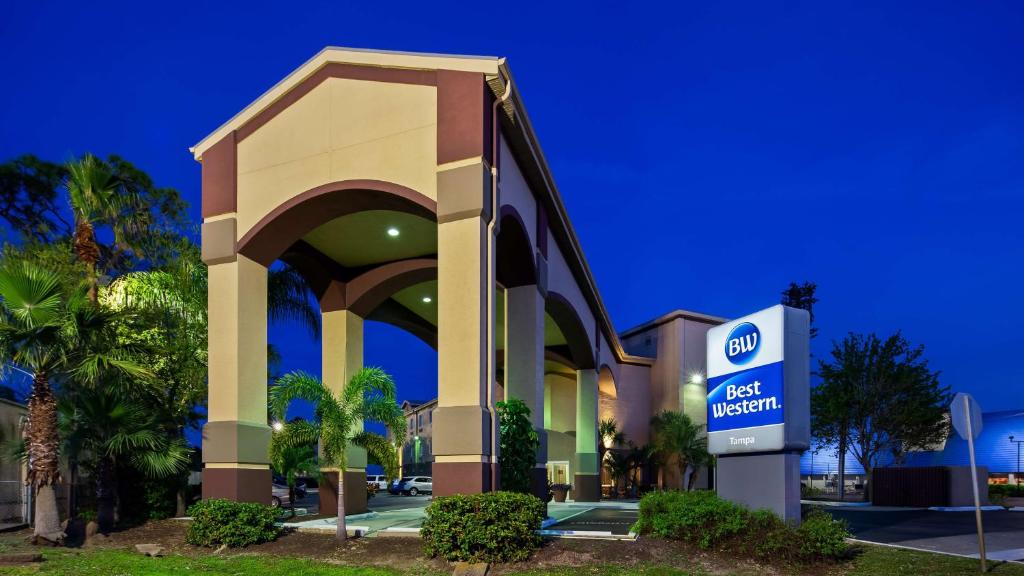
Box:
135 543 165 557
85 521 99 539
0 552 43 564
452 561 489 576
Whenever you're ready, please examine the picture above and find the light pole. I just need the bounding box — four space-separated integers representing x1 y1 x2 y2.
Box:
1011 436 1024 485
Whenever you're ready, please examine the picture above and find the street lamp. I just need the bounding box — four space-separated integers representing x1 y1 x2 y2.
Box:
1011 435 1024 485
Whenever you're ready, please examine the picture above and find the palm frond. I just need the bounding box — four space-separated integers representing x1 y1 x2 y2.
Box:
267 266 320 340
352 430 400 480
269 371 334 422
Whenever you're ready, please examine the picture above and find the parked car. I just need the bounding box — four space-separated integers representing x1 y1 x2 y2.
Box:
398 476 432 496
367 475 389 490
270 481 307 507
389 477 412 495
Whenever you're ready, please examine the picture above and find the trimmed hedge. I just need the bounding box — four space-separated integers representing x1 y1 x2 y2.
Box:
186 499 279 548
990 484 1024 498
421 491 545 563
632 490 849 562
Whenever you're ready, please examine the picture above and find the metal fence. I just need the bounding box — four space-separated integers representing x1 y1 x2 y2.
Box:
0 480 27 524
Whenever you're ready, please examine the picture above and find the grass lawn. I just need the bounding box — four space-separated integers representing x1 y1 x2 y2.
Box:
2 544 1023 576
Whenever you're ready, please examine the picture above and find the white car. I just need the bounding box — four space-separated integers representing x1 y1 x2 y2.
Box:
398 476 432 496
367 475 389 490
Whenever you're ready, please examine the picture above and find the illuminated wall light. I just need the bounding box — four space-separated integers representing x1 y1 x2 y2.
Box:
386 227 400 237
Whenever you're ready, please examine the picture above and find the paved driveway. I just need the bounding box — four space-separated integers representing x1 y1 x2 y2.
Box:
821 506 1024 562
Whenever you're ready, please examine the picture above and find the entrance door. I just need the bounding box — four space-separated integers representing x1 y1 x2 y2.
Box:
546 461 570 485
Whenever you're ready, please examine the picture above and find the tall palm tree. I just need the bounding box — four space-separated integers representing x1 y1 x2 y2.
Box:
65 155 138 304
650 410 710 491
0 263 148 542
269 368 405 541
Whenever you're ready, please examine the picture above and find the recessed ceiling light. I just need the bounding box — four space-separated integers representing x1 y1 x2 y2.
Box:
386 227 400 237
422 296 432 303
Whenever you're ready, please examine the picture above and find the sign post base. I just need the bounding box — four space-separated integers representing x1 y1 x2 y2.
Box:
717 451 802 524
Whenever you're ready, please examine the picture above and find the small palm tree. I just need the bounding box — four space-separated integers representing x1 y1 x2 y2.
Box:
269 368 405 541
603 451 631 498
271 442 318 516
599 418 626 464
58 387 190 532
0 263 149 542
650 410 710 491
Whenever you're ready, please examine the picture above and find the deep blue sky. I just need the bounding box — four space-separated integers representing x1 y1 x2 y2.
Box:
2 1 1022 414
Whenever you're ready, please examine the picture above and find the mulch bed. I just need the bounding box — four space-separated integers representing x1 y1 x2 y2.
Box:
0 521 849 575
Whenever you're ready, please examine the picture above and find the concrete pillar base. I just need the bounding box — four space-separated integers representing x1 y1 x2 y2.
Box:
202 467 271 504
319 470 368 516
573 473 601 502
718 452 801 524
433 462 493 496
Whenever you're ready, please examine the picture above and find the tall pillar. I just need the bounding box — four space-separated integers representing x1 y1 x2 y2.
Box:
433 162 494 496
504 284 548 500
575 368 601 502
319 309 368 516
202 253 271 503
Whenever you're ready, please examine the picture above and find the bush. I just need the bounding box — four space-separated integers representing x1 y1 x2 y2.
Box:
989 484 1024 498
633 490 850 563
421 491 545 563
186 499 279 548
796 510 850 560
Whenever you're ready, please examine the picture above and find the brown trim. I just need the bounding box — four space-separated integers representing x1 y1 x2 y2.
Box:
437 70 489 165
237 179 437 267
236 63 437 143
572 473 601 502
319 470 368 516
545 292 596 370
201 132 237 218
433 462 492 496
347 258 438 316
202 467 271 504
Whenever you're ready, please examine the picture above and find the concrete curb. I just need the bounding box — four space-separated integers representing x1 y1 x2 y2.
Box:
927 506 1004 512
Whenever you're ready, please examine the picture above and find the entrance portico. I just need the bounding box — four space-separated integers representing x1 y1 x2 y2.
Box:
194 47 721 510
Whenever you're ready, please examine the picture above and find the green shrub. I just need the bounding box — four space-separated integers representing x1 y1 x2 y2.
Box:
186 499 279 548
796 510 850 560
633 490 850 563
633 490 748 548
421 491 544 563
989 484 1024 498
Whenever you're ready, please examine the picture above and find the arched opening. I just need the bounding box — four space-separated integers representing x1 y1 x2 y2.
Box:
244 180 441 514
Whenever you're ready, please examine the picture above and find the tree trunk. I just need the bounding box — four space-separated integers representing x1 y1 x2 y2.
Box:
837 435 846 501
95 458 116 533
74 219 100 304
26 371 63 544
176 488 186 518
33 485 64 544
336 473 346 541
289 486 296 517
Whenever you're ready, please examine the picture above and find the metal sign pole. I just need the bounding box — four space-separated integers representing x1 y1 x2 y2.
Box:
964 394 987 573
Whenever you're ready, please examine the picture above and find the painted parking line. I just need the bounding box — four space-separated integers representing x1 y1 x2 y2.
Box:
847 539 1024 565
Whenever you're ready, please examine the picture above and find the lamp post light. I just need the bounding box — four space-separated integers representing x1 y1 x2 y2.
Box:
1011 435 1024 485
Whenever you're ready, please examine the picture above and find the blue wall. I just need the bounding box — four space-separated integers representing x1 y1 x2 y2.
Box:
801 410 1024 475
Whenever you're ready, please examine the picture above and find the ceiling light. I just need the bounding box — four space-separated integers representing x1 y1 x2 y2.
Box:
386 227 400 237
422 296 432 303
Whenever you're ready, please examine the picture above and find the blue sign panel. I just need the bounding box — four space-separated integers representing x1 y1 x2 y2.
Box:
707 361 784 433
724 322 761 365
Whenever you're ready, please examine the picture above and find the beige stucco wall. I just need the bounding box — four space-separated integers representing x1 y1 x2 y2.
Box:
607 363 653 446
497 134 538 249
234 78 438 237
544 373 576 433
545 228 597 351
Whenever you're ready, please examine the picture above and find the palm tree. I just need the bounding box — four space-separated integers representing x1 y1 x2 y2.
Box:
650 410 710 491
58 387 189 532
271 442 318 517
603 451 631 498
64 155 138 304
599 418 625 464
269 368 405 541
0 263 148 542
625 441 655 497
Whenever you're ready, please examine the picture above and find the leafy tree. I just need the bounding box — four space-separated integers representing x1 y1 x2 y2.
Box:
0 263 148 542
269 368 405 540
271 442 318 516
781 281 819 339
650 410 710 491
58 387 189 531
0 155 68 243
495 397 540 494
815 332 950 499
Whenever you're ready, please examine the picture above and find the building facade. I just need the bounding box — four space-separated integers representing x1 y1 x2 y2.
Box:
194 47 724 514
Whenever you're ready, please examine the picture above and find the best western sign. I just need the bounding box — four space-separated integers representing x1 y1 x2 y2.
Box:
706 305 810 455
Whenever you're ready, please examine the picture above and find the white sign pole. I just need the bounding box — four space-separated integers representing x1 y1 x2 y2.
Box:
963 394 987 573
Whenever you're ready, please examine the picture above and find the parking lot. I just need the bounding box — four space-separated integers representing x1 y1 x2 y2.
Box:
821 506 1024 562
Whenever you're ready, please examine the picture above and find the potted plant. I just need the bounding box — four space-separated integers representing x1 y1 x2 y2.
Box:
550 483 572 502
